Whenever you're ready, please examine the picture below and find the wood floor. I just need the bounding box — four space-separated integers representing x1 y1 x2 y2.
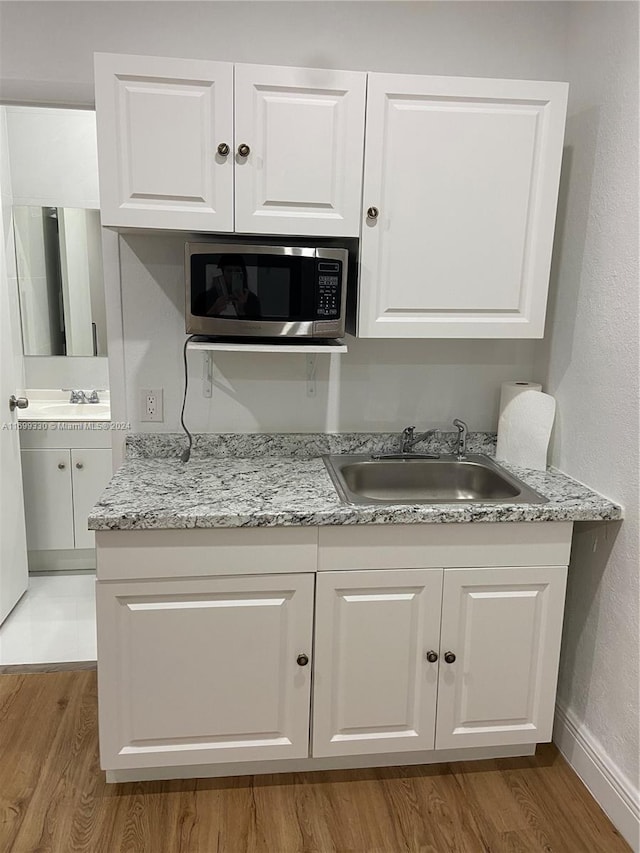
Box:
0 671 629 853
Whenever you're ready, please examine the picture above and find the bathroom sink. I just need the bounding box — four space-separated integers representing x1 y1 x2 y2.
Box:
20 401 111 420
323 454 547 506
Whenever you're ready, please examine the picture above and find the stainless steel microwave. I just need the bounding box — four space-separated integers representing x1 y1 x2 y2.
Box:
185 242 349 339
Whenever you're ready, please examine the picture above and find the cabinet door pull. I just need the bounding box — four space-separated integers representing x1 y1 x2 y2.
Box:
217 142 230 157
296 653 309 667
75 462 84 470
237 143 251 157
58 463 66 470
444 651 456 664
366 206 379 220
425 650 438 663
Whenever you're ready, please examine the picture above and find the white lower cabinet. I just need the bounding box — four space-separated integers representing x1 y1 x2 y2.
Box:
97 573 314 769
312 569 443 757
95 524 571 776
21 447 112 551
311 565 567 758
435 566 567 750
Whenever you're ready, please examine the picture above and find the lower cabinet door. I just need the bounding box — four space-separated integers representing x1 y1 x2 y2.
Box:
71 449 113 549
97 573 314 769
312 568 443 757
21 449 74 550
435 566 568 749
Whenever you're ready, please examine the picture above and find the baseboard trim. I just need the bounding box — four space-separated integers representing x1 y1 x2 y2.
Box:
0 660 96 675
554 701 639 852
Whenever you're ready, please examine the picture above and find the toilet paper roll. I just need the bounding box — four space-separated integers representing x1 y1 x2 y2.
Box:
498 381 543 420
496 389 556 471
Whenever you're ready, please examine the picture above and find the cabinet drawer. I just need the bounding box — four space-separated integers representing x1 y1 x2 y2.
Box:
318 523 573 571
96 527 318 580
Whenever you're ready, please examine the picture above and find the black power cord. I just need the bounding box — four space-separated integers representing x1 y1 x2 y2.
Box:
180 335 196 462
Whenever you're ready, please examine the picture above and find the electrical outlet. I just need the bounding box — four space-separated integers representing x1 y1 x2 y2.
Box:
141 388 163 422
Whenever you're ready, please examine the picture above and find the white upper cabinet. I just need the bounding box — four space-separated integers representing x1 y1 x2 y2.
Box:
95 55 366 237
94 53 234 231
234 64 366 236
358 74 568 338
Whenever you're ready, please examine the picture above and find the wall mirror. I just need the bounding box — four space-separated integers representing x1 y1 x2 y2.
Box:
4 105 106 357
14 205 106 356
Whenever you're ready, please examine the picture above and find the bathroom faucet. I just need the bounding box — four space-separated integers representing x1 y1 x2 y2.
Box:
453 419 468 460
400 426 439 454
64 389 88 404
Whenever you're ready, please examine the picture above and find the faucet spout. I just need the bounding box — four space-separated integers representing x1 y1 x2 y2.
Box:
400 426 438 454
453 418 468 460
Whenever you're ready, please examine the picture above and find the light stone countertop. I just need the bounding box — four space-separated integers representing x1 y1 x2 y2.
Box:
88 433 623 531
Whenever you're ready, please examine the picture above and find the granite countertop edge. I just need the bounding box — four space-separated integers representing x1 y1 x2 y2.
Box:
88 432 623 531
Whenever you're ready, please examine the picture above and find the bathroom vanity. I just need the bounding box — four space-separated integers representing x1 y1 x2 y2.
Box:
89 433 621 783
19 391 112 571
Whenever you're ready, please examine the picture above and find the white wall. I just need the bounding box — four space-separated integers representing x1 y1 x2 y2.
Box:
535 0 639 835
5 106 99 208
23 355 108 390
0 2 568 106
121 233 538 433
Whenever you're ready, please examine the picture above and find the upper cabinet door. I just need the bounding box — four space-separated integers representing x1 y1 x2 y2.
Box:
95 53 234 231
234 64 367 237
435 566 568 750
359 74 568 338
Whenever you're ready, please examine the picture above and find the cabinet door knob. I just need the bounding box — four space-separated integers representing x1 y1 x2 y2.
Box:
425 650 438 663
58 463 66 470
296 653 309 667
75 462 84 470
217 142 230 157
444 651 456 664
237 143 251 157
367 206 379 220
9 395 29 411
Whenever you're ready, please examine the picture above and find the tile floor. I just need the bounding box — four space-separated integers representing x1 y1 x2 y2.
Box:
0 573 96 665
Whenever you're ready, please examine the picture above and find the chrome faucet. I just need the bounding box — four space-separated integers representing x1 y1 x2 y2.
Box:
65 389 88 404
453 419 468 460
63 389 103 404
401 425 438 454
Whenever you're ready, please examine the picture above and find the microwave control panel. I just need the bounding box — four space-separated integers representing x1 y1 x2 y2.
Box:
315 261 342 318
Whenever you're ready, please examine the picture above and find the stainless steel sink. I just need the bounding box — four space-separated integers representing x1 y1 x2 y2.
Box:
323 454 547 506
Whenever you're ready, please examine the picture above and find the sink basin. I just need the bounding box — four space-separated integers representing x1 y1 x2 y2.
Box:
19 401 111 420
323 454 547 506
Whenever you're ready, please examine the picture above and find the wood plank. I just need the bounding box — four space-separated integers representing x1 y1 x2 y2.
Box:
0 672 630 853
